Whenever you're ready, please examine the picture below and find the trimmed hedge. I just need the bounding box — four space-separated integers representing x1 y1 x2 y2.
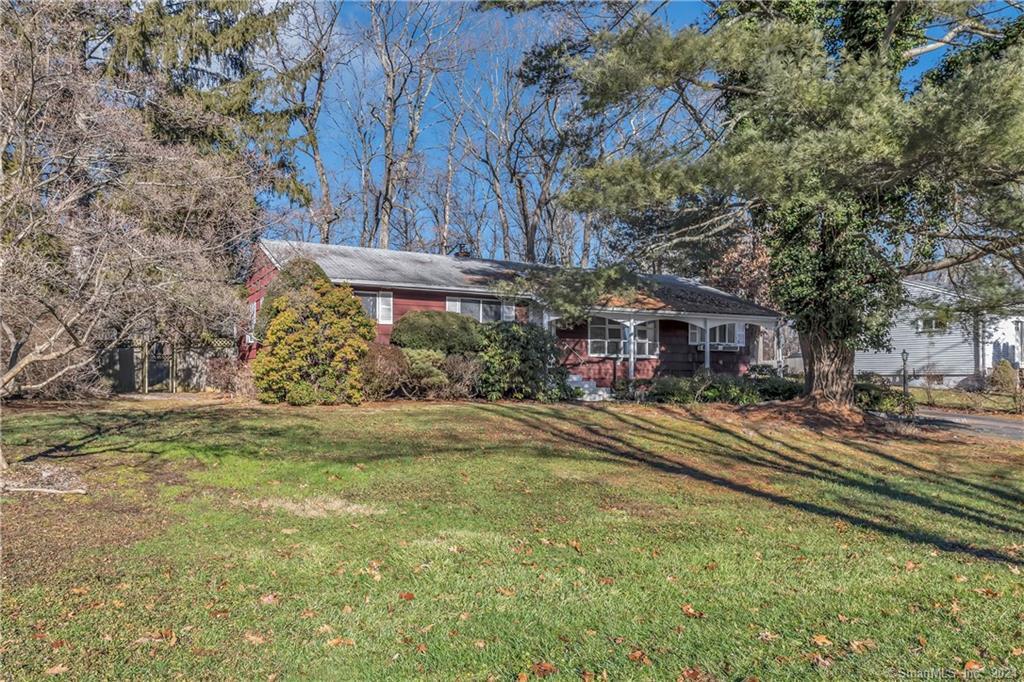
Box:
390 311 486 355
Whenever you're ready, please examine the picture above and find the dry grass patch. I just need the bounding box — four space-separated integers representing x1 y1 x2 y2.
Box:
248 496 384 518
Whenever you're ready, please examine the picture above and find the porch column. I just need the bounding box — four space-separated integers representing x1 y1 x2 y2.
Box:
703 317 711 370
626 317 636 383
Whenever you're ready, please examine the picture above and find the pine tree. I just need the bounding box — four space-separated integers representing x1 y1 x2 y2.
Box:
552 2 1024 406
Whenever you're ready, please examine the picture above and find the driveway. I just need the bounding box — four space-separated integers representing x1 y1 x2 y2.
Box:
914 407 1024 442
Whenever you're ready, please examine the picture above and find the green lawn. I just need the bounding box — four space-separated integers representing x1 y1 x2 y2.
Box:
2 398 1022 680
910 387 1020 414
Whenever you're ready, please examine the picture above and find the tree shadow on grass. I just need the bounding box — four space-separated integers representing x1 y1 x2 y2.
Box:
476 403 1024 565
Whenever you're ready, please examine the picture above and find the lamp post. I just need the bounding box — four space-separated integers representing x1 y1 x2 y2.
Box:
901 349 909 398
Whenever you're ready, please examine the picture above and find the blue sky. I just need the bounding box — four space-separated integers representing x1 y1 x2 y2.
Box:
273 1 1022 258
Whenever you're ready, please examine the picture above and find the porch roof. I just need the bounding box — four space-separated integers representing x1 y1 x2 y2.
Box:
260 239 780 321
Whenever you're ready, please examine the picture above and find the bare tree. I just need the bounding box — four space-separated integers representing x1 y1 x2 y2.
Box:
0 4 257 468
265 0 350 244
357 0 465 249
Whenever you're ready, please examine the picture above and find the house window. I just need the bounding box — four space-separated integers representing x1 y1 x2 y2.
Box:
588 318 658 358
689 323 738 346
355 291 393 324
917 317 947 333
446 297 510 323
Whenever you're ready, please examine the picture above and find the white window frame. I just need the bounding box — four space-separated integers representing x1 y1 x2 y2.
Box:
445 296 505 323
587 317 659 358
916 316 947 334
689 322 741 350
355 290 393 324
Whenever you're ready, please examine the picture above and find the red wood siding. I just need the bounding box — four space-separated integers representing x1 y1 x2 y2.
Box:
558 319 754 388
242 250 756 382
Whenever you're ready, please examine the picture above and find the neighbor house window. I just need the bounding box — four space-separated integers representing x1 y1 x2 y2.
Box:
917 316 947 333
588 317 658 357
689 323 738 346
355 291 393 324
446 297 514 323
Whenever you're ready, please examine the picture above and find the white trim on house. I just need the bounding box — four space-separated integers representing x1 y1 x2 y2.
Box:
445 296 504 323
354 290 393 324
587 317 659 359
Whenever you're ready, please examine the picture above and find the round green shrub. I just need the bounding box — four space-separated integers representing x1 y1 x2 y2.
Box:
853 380 915 415
391 311 485 355
361 342 409 401
252 280 376 405
401 348 449 397
477 322 571 401
285 381 317 406
255 257 330 340
989 359 1018 393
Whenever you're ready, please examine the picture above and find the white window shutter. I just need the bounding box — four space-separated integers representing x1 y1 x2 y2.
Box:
501 302 515 322
736 323 745 347
378 292 393 324
446 297 459 313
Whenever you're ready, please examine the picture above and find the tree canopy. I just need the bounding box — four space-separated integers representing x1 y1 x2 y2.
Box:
546 1 1024 404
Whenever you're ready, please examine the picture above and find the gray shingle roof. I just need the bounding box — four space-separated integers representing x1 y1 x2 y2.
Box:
259 239 779 319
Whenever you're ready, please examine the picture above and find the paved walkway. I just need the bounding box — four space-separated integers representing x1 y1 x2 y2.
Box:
915 407 1024 442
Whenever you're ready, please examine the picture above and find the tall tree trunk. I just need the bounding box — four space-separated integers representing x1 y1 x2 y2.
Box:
800 327 856 406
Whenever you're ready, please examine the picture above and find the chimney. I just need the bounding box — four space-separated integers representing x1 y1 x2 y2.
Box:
449 242 473 259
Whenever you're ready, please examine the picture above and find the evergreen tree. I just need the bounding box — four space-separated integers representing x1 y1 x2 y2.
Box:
551 2 1024 406
101 0 306 201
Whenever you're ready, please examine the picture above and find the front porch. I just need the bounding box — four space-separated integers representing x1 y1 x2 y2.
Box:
552 311 781 390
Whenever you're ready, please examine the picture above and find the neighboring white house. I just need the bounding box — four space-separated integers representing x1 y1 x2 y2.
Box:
853 279 1024 388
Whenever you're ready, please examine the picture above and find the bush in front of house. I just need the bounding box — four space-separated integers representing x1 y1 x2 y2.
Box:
390 310 486 355
253 279 376 405
477 322 572 401
360 342 409 401
853 374 915 415
749 375 803 401
989 359 1019 393
644 372 797 406
254 257 330 340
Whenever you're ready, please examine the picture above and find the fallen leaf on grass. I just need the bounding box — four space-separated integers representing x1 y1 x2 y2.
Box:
496 587 515 597
849 639 877 654
531 661 557 677
808 653 832 669
516 674 529 682
758 631 780 642
677 668 714 681
904 561 921 572
599 577 614 586
680 604 705 619
300 609 316 618
44 665 68 676
244 631 268 645
326 637 355 647
260 593 280 606
569 539 583 555
398 592 415 601
627 650 652 666
810 634 832 647
474 640 486 649
69 587 89 595
972 588 1000 598
280 528 299 535
964 661 984 672
134 630 176 646
317 625 334 634
415 643 427 654
954 575 968 583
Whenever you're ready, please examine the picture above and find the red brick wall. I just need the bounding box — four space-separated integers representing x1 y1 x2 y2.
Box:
557 318 753 388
